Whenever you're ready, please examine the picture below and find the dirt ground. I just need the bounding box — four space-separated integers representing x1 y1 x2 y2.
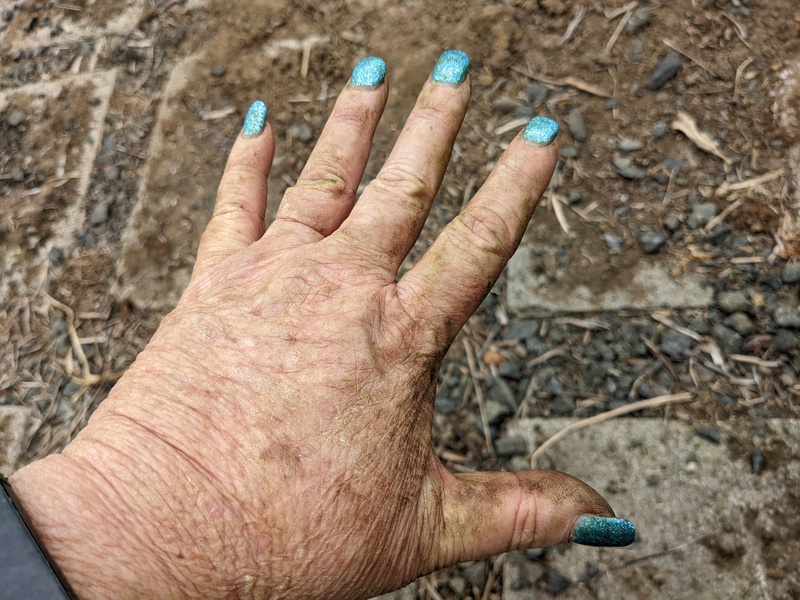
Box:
2 0 799 597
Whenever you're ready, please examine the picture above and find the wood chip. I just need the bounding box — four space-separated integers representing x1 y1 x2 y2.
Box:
557 5 586 47
199 106 236 120
511 66 612 98
671 111 732 165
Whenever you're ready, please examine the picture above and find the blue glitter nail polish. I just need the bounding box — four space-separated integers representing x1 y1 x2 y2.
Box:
522 116 559 145
432 50 470 85
350 56 386 88
242 100 268 137
572 515 635 547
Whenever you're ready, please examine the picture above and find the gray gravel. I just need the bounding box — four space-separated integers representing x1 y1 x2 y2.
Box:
648 52 682 89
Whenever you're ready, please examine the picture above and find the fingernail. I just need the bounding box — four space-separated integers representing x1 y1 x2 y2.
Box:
350 56 386 88
242 100 268 137
572 515 635 547
522 116 559 145
432 50 470 85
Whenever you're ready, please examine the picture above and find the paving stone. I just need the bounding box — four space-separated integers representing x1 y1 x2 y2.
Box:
0 70 117 302
502 418 800 599
507 228 713 311
0 406 35 475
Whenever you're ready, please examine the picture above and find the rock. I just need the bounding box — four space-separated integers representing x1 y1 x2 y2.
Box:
773 329 798 352
545 377 564 396
650 121 669 138
448 577 466 595
604 97 618 109
663 213 681 231
717 290 749 313
648 52 682 90
488 377 518 412
513 105 534 119
618 137 644 152
290 123 314 143
547 571 570 595
461 562 486 587
637 230 666 254
568 190 584 204
625 7 652 34
549 396 576 415
505 319 539 341
751 450 764 475
7 110 26 127
725 312 753 336
498 360 522 380
89 203 109 225
696 426 721 444
665 158 684 171
660 330 693 358
48 246 64 265
773 302 800 328
711 324 742 353
613 156 647 180
494 435 528 457
566 108 587 141
524 82 548 105
604 232 624 251
11 167 24 182
434 395 459 415
491 97 518 114
687 202 717 229
2 9 13 22
559 146 578 158
782 262 800 284
484 399 514 425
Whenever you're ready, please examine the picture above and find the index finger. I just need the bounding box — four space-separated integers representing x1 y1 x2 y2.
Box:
396 117 559 345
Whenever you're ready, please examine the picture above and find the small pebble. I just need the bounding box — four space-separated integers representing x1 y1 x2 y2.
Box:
7 110 26 127
650 121 669 138
663 213 681 231
524 82 548 105
2 9 13 22
618 137 644 152
613 156 647 180
604 96 619 109
637 230 666 254
89 203 109 225
660 330 692 357
717 290 749 313
513 105 535 119
782 261 800 284
751 450 764 475
773 329 799 352
11 166 25 182
547 572 570 596
493 435 528 457
559 146 578 158
491 97 517 114
604 232 624 251
211 66 227 77
725 312 753 336
566 107 587 141
648 52 682 90
711 324 743 353
624 7 652 34
774 303 800 328
290 122 314 143
696 426 721 444
687 202 717 229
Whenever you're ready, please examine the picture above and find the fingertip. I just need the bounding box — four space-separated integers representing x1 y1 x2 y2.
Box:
571 515 636 547
242 100 268 138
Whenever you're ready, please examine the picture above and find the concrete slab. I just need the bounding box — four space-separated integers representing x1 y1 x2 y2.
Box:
501 418 800 599
0 70 117 299
0 406 35 476
0 1 147 50
506 232 714 313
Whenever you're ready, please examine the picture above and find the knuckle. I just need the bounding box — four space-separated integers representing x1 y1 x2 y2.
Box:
294 157 354 203
450 206 514 260
370 162 433 211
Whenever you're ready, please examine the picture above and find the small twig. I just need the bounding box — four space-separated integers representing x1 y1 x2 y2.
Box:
511 66 612 98
650 313 704 342
481 554 506 600
530 393 694 465
662 39 722 79
550 193 571 234
604 7 633 55
557 5 586 47
671 111 732 165
715 169 784 197
464 340 494 455
705 198 743 232
730 355 781 369
526 345 568 368
421 577 445 600
722 13 752 50
604 1 636 19
642 337 677 381
733 57 754 101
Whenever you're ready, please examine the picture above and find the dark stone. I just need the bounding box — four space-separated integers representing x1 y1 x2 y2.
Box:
505 319 539 341
660 330 693 358
712 324 742 353
604 96 618 109
22 17 36 32
513 105 535 119
625 7 651 34
696 426 721 444
48 246 64 265
89 204 109 225
566 107 587 141
773 329 799 352
560 146 578 158
2 9 13 21
494 435 528 457
648 52 682 89
687 202 717 229
725 312 754 336
783 262 800 284
613 156 646 180
618 137 643 152
498 360 523 380
524 82 549 105
547 571 570 596
487 377 518 411
434 395 459 415
637 230 666 254
651 121 668 138
211 66 227 77
751 450 764 475
774 302 800 328
717 290 749 313
663 213 681 231
549 396 576 415
461 561 486 587
665 157 684 171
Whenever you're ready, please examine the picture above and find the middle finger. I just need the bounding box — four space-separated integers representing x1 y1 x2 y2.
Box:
337 50 472 275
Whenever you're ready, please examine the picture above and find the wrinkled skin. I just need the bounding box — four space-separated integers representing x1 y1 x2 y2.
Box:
11 64 615 599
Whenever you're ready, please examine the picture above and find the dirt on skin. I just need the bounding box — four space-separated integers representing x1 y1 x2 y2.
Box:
1 0 800 597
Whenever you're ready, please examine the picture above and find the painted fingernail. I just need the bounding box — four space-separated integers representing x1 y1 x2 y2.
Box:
351 56 386 88
432 50 470 85
522 116 559 145
572 515 635 547
242 100 268 137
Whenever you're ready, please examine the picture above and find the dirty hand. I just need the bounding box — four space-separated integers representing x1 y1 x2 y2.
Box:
10 53 632 599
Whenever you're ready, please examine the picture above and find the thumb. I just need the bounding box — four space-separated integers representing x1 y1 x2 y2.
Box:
420 466 635 570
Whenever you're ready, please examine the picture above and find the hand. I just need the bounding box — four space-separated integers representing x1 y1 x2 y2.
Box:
10 53 632 599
